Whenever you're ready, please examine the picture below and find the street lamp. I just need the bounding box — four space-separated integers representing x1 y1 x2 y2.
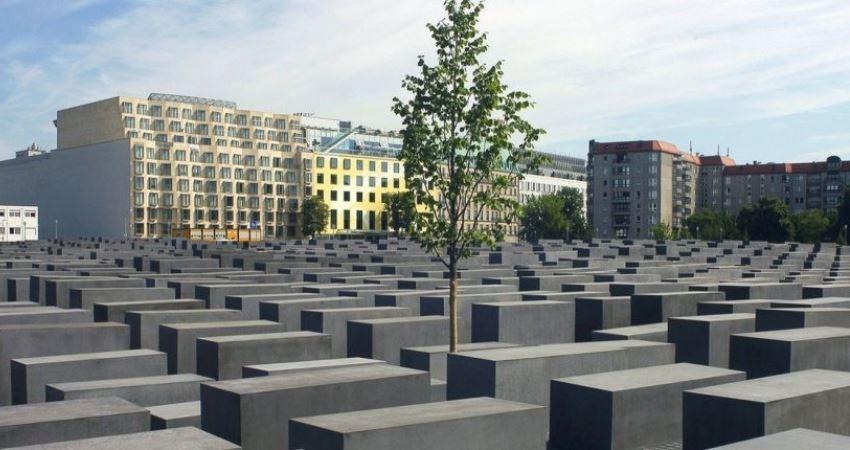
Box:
696 225 700 241
844 224 848 246
54 219 58 240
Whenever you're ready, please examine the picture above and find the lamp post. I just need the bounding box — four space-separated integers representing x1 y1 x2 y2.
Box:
696 225 700 241
54 219 58 240
844 224 848 246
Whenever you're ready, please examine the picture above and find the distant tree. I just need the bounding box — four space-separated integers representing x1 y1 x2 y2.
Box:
301 196 329 239
383 191 417 236
791 209 829 243
685 210 741 241
829 189 850 241
392 0 545 351
650 222 673 240
737 197 793 242
519 187 588 242
520 193 567 241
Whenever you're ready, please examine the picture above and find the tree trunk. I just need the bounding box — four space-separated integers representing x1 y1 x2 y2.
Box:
449 264 459 353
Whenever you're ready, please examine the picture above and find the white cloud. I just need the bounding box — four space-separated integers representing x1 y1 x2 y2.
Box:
1 0 850 159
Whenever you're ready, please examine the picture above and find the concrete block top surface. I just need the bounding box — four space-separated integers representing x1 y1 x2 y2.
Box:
6 427 239 450
146 401 200 421
711 428 850 449
353 316 448 325
403 342 518 354
0 322 126 332
686 369 850 402
555 363 743 391
206 363 424 394
198 330 324 343
50 373 209 390
161 320 278 330
0 397 144 426
734 326 850 341
455 340 670 362
291 397 543 433
12 349 161 364
674 313 757 322
594 322 668 336
244 357 383 373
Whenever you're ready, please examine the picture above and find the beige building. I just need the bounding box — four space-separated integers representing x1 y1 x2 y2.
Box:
52 93 308 238
587 140 699 239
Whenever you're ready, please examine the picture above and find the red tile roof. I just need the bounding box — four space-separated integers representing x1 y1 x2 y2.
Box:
699 155 736 166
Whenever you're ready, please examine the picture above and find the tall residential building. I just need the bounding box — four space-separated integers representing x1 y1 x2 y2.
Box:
588 139 850 239
717 156 847 215
1 93 308 239
587 140 699 239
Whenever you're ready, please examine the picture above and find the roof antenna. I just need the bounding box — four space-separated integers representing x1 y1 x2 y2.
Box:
716 144 720 156
726 147 730 157
689 141 693 154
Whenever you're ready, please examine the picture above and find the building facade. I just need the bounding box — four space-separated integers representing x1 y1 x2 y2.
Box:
587 140 698 239
57 93 309 239
0 205 38 242
0 93 584 241
589 139 850 239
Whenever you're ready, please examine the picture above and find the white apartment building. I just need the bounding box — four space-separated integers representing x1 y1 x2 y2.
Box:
0 205 38 242
519 174 587 208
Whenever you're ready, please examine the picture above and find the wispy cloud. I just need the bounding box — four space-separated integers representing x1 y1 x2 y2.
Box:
1 0 849 160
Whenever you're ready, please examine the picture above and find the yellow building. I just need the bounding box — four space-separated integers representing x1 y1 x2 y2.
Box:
304 151 406 234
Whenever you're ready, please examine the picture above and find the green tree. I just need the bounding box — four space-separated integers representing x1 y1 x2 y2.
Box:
301 196 329 239
684 209 742 241
829 189 850 241
392 0 544 351
790 209 828 243
383 191 417 236
737 197 794 242
519 188 588 241
650 222 673 240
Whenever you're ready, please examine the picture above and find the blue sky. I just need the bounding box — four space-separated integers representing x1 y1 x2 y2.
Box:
1 0 850 163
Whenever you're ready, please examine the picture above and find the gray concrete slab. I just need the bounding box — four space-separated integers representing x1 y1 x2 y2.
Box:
668 313 756 368
683 369 850 449
196 331 331 380
46 373 211 406
0 397 148 448
550 363 745 450
290 397 547 450
201 363 430 450
160 320 287 373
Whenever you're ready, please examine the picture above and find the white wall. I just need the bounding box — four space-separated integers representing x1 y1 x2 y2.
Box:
0 205 38 242
520 174 587 210
0 140 130 238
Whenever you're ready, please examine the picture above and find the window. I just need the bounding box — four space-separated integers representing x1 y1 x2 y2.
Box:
356 192 363 202
330 158 338 169
331 190 338 201
121 102 133 113
343 191 350 201
330 174 338 185
343 159 351 170
369 161 376 171
316 157 324 168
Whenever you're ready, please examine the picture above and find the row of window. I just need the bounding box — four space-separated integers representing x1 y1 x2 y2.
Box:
121 102 293 129
314 156 400 173
0 210 35 218
315 173 400 188
133 146 297 167
134 193 298 210
123 116 294 142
